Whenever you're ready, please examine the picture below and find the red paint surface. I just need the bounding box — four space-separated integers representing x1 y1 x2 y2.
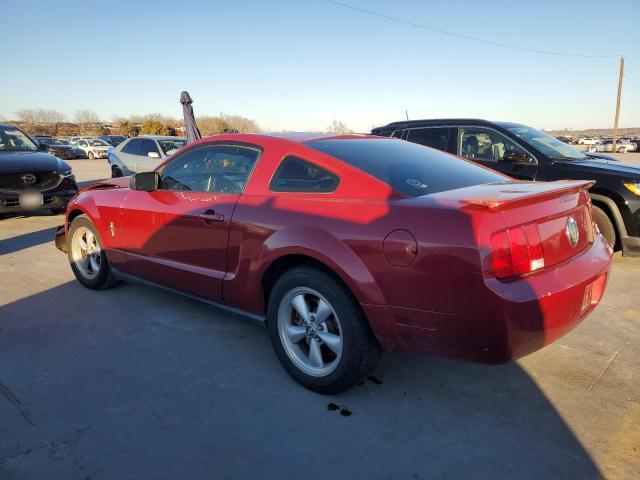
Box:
63 134 613 363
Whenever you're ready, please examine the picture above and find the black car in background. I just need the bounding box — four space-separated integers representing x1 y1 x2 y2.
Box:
36 137 76 159
0 124 78 216
99 135 127 146
372 118 640 255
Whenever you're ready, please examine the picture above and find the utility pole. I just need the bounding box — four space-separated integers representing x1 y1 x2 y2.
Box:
612 56 624 150
405 109 409 121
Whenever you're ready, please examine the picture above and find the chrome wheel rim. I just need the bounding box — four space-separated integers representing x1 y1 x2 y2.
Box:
277 287 343 377
71 227 102 280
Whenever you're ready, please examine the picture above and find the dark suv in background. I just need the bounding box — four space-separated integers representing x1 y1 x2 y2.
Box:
0 124 78 216
372 119 640 255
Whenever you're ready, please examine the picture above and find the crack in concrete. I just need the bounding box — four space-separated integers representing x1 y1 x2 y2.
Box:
0 379 91 479
587 348 621 392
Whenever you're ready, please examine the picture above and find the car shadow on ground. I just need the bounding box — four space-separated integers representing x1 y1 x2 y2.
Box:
0 226 58 255
0 279 601 479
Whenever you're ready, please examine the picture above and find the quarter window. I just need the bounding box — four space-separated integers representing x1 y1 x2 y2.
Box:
159 144 260 193
458 127 525 162
121 139 141 155
270 156 339 193
406 127 451 151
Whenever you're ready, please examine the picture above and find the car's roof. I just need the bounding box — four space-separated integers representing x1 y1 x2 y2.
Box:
137 135 185 140
372 118 508 132
185 132 378 148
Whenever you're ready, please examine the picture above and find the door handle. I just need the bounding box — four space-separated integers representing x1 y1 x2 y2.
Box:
199 209 225 224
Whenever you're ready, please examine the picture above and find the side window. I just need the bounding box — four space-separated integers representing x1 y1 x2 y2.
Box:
140 139 160 156
121 139 141 155
406 127 451 151
391 129 405 139
79 140 87 147
159 144 261 193
270 156 339 193
458 127 525 162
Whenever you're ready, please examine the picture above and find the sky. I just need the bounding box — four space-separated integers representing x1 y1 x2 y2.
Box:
1 0 639 132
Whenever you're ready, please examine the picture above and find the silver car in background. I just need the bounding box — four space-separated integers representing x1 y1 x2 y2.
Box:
108 135 186 177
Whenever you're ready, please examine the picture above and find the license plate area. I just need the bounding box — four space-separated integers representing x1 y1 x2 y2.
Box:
19 191 43 210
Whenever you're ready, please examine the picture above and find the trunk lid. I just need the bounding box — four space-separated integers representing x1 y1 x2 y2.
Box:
432 180 596 276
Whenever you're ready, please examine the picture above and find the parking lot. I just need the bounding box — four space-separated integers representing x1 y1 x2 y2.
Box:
1 156 639 479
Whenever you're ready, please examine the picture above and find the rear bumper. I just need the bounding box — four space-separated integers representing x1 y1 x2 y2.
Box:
363 234 613 363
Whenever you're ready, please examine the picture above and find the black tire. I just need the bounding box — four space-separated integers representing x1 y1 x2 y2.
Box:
88 151 95 160
67 214 119 290
111 165 122 178
593 205 616 249
266 266 382 394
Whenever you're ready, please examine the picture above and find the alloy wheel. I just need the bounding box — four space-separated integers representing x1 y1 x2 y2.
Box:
277 287 343 377
70 226 102 280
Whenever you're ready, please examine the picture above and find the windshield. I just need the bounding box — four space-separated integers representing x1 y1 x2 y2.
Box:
158 139 186 156
88 139 109 146
0 127 38 152
504 124 586 160
306 138 507 197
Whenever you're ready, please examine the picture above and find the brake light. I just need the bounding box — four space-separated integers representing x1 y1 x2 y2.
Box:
490 223 545 279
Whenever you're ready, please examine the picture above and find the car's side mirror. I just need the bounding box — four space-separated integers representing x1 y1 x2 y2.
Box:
148 151 160 159
130 171 160 191
503 151 533 164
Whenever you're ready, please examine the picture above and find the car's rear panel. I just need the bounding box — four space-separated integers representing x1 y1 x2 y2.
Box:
366 180 612 362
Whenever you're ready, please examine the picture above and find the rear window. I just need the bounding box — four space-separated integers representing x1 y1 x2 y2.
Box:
305 138 507 197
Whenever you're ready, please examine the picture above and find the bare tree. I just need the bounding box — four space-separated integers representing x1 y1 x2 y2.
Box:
15 108 65 124
221 114 259 133
74 110 101 125
326 120 352 135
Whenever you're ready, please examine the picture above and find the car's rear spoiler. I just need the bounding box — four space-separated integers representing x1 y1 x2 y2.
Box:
433 180 595 211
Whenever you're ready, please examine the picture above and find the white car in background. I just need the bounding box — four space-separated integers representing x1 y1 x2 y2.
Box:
73 138 111 159
107 135 186 177
578 137 601 145
594 140 637 153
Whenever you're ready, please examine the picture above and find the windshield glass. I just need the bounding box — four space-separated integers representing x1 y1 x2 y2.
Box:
306 138 507 197
158 139 186 156
504 124 586 160
89 139 109 146
0 127 38 152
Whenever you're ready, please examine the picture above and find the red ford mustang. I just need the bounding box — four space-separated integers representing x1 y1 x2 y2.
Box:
56 133 612 393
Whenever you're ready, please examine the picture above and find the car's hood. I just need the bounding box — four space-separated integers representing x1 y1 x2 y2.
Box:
0 151 70 173
48 145 74 150
584 152 618 161
569 157 640 178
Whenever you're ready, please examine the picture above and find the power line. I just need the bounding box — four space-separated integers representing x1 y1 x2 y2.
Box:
323 0 619 58
624 74 640 92
626 57 640 71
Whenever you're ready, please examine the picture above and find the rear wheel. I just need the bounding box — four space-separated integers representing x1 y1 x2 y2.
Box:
68 215 119 289
593 205 616 249
617 147 625 153
267 266 381 394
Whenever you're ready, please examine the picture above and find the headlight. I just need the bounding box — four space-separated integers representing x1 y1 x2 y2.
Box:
623 182 640 196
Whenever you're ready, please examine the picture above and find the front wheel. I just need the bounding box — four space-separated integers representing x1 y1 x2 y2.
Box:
88 151 95 160
111 165 122 178
267 266 381 394
67 214 119 289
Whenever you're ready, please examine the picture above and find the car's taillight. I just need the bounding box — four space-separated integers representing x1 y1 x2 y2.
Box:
490 223 545 279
